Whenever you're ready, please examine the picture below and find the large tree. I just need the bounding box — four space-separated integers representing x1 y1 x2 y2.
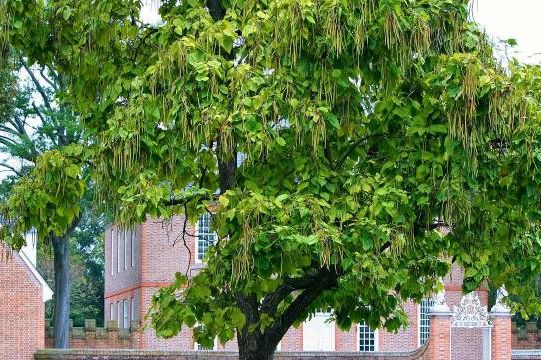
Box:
2 1 541 359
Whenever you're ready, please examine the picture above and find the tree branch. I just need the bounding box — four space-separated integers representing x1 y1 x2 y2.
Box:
260 273 323 316
19 57 53 111
0 162 22 177
264 267 341 349
39 67 59 92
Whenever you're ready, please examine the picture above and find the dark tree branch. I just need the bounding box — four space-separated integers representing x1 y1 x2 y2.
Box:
264 267 341 350
0 163 22 177
260 273 323 316
31 101 47 125
19 57 53 111
333 133 384 170
39 67 58 91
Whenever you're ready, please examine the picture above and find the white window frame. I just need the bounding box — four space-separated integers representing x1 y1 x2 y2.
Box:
110 303 113 321
124 229 128 271
117 228 122 273
418 298 434 347
117 301 121 323
358 321 378 352
131 297 135 321
111 229 115 275
123 299 129 329
302 311 336 351
195 213 217 263
130 229 134 267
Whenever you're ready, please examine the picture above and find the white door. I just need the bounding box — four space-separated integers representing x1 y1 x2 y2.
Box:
303 312 335 351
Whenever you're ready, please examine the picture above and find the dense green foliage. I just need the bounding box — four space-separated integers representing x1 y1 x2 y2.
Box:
2 0 541 357
0 56 104 342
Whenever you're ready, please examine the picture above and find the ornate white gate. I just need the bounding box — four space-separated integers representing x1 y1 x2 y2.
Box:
450 293 492 360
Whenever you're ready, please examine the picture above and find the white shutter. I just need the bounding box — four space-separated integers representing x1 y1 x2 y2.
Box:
303 312 335 351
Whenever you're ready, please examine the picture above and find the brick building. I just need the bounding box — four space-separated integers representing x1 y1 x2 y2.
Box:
104 215 493 357
0 232 53 360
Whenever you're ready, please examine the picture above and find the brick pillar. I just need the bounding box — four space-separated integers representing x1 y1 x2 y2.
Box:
429 312 452 360
491 288 512 360
491 315 512 360
428 291 452 360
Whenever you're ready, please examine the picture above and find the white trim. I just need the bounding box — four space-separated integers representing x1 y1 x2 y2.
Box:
131 297 135 321
123 299 128 329
117 229 122 273
117 301 121 323
110 303 114 322
130 229 134 268
123 229 128 271
194 220 200 264
418 298 433 347
357 322 378 352
18 250 53 302
195 213 217 263
111 228 115 275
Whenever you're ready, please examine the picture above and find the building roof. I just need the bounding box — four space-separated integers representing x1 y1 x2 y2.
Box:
18 249 53 302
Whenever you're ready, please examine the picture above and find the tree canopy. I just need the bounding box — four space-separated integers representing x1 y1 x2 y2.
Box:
0 51 104 347
2 0 541 358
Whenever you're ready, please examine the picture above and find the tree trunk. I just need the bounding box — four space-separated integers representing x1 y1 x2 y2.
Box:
52 235 70 348
237 332 275 360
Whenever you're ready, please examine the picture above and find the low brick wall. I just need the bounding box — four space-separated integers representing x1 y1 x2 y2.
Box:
45 319 141 349
35 345 429 360
512 322 541 350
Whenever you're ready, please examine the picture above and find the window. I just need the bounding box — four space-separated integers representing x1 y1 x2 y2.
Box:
110 230 114 275
110 303 113 321
117 229 122 273
196 213 217 261
419 298 434 346
123 299 129 329
117 301 121 323
131 297 135 321
130 229 134 267
358 321 377 352
124 229 128 271
303 312 335 351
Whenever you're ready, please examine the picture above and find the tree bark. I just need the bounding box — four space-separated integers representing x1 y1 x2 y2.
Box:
238 334 275 360
52 234 70 348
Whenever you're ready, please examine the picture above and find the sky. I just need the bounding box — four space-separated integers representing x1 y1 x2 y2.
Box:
472 0 541 63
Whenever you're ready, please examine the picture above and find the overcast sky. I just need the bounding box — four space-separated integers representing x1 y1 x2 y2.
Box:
472 0 541 63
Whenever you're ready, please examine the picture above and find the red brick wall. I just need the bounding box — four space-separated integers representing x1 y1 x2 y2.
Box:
335 326 357 351
0 243 45 360
512 323 541 350
379 301 419 351
140 216 196 284
280 324 303 351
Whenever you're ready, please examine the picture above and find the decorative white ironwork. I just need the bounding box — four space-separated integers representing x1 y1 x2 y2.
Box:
491 287 511 314
451 293 493 328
